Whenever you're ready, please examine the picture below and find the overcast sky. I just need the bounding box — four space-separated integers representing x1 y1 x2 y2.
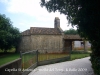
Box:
0 0 76 32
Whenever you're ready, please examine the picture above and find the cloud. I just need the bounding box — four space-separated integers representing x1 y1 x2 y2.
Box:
6 0 67 20
2 0 76 31
0 0 9 3
7 0 46 16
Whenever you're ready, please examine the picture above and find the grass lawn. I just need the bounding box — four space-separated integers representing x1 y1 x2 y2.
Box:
0 53 20 66
70 53 90 60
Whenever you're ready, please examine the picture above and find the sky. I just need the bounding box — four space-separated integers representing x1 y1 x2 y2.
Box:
0 0 76 32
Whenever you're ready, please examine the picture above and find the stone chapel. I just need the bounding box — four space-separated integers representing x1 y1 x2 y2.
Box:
18 17 84 53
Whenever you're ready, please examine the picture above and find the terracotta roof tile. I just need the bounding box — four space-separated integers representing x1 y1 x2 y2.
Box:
64 35 83 40
21 29 30 36
30 27 61 35
22 27 62 35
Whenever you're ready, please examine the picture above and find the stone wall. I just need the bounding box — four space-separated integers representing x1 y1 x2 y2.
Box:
19 35 64 53
18 35 31 52
31 35 63 53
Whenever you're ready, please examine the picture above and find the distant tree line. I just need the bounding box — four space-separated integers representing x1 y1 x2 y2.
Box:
64 28 78 35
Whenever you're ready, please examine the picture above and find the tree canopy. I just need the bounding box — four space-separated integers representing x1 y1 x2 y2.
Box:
0 14 21 52
64 28 78 35
40 0 100 41
40 0 100 74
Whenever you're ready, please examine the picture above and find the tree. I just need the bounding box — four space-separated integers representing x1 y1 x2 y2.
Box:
64 28 78 35
40 0 100 74
0 14 21 53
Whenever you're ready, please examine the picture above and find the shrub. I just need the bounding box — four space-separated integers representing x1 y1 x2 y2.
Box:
90 53 100 75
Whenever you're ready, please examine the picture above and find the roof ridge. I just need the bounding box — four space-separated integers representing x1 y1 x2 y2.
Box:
22 29 30 36
30 27 55 29
22 27 62 35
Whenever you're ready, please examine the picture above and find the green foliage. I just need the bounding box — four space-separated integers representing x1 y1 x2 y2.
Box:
90 46 100 75
90 55 100 75
71 54 90 60
40 0 100 74
0 14 21 52
71 50 89 54
0 48 15 52
0 53 20 66
64 28 78 35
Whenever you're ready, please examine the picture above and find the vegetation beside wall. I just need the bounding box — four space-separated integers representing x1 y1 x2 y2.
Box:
64 28 78 35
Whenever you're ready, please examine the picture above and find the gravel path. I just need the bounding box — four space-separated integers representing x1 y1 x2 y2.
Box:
28 57 95 75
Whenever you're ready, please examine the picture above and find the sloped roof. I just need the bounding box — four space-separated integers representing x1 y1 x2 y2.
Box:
22 29 30 36
64 35 83 40
22 27 62 35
